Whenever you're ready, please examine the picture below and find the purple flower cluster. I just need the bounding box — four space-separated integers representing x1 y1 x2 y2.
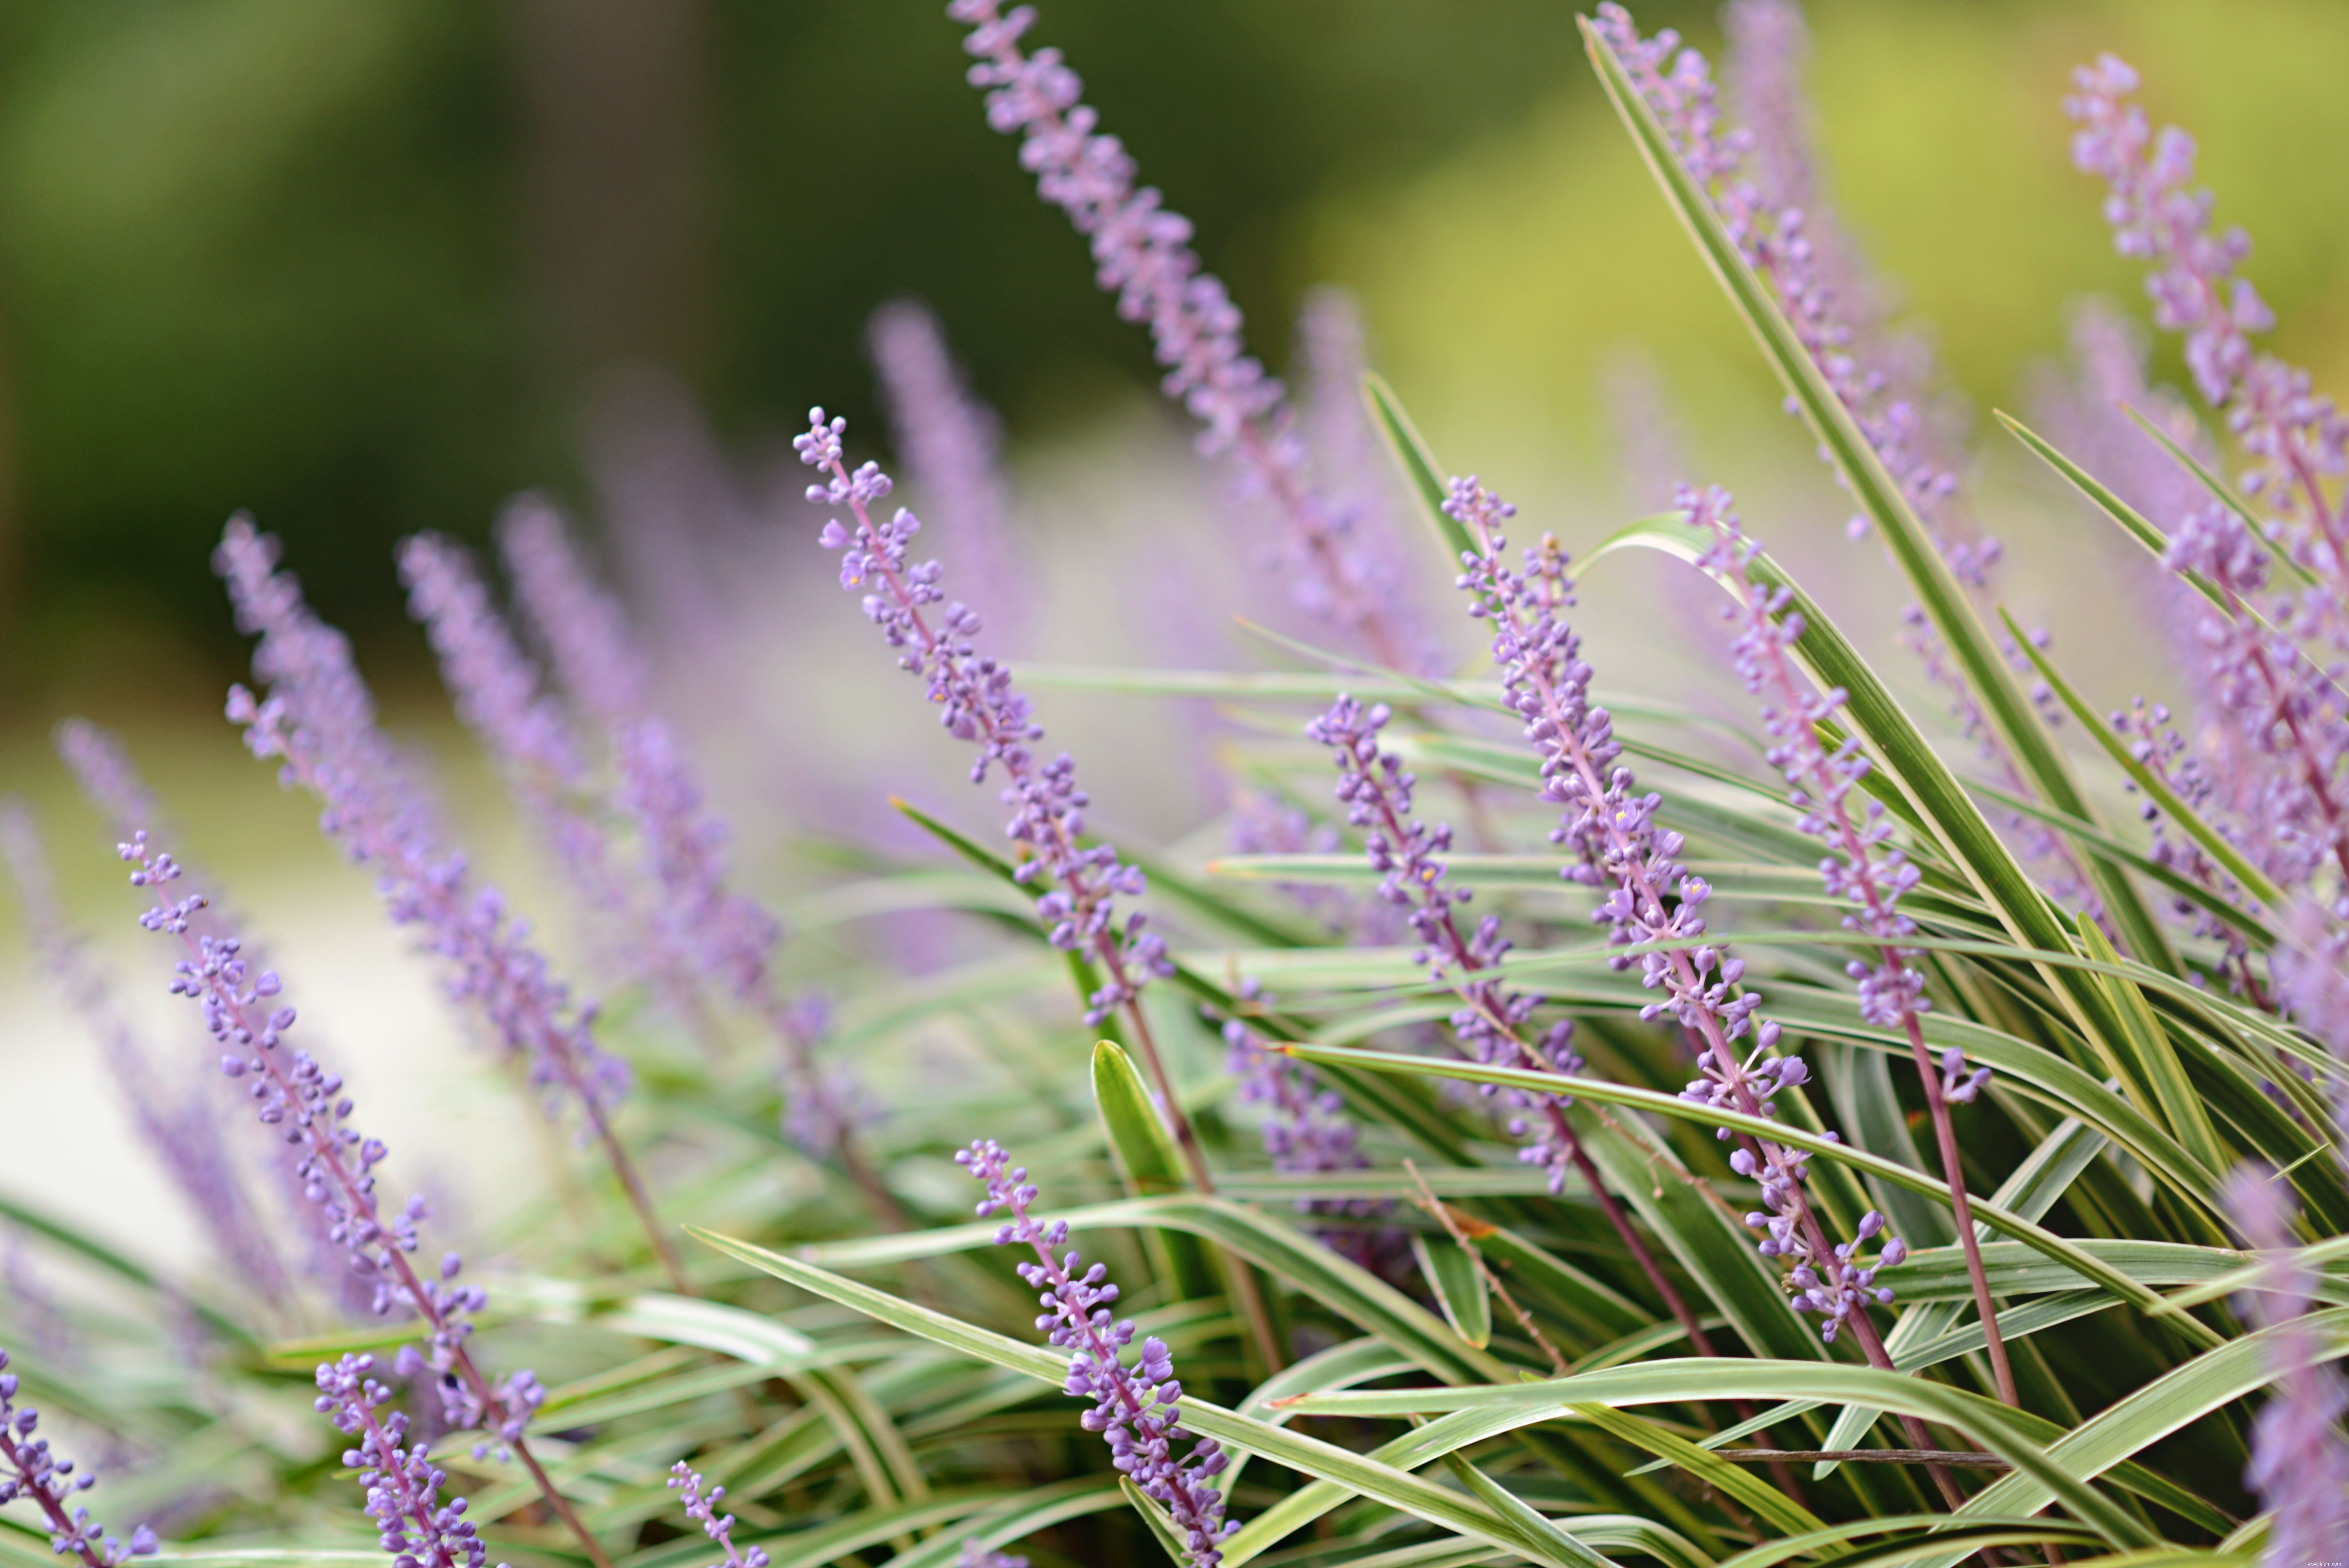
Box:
1307 696 1591 1193
798 410 1171 1027
1435 472 1904 1343
870 299 1025 648
2067 57 2349 579
314 1354 501 1568
2065 57 2349 905
955 1141 1234 1567
0 1347 157 1568
0 800 287 1297
944 0 1417 670
122 833 544 1449
2158 510 2349 894
1223 1000 1365 1186
2224 1171 2349 1568
664 1462 770 1568
215 520 633 1131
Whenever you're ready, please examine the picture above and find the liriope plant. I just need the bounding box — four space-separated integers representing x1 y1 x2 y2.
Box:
3 5 2347 1568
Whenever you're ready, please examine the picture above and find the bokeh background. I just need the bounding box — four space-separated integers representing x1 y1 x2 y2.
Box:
5 0 2349 1270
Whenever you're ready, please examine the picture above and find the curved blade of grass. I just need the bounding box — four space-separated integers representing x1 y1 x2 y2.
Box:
1953 1308 2348 1526
1363 371 1475 564
1714 1517 2102 1568
2075 914 2228 1176
1277 1356 2153 1549
693 1231 1608 1564
1281 1041 2222 1345
1412 1234 1494 1350
1580 17 2171 975
1816 1116 2109 1468
872 1476 1126 1568
1437 1449 1622 1568
1096 1040 1219 1298
775 1197 1502 1385
1565 1402 1830 1547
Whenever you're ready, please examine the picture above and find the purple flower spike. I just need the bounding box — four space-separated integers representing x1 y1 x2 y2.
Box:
2224 1169 2349 1568
797 409 1172 1028
1306 696 1590 1193
665 1463 770 1568
0 800 287 1298
398 533 646 960
0 1346 159 1568
121 831 544 1451
2066 58 2349 898
1429 469 1904 1347
955 1141 1236 1568
2066 57 2349 576
215 519 633 1132
314 1354 506 1568
498 496 656 730
944 0 1420 670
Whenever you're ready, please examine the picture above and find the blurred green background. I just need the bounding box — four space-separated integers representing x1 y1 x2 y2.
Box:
4 0 2348 706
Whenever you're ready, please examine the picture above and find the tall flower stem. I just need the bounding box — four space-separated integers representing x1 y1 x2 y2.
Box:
1430 473 1965 1501
131 863 615 1568
800 425 1281 1370
1692 508 2018 1408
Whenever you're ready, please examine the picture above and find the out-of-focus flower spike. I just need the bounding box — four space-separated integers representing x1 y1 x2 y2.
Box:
869 299 1025 649
50 722 160 846
956 1141 1236 1567
2066 58 2349 902
2222 1167 2349 1568
485 502 872 1175
498 495 656 731
2066 55 2349 582
0 1345 159 1568
0 799 287 1299
944 0 1424 672
397 533 642 949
